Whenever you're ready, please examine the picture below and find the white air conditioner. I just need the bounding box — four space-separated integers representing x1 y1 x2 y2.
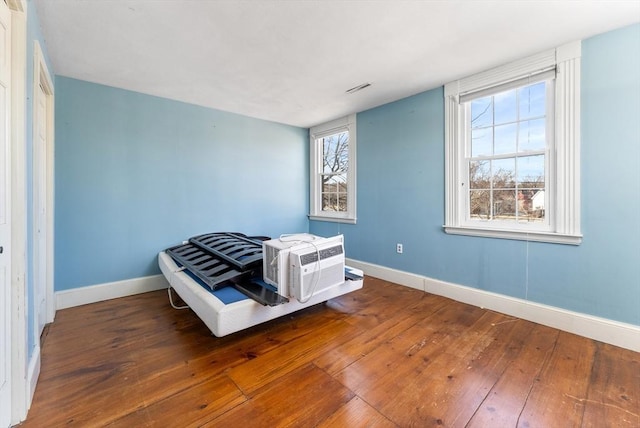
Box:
262 234 344 301
262 234 321 296
290 237 345 302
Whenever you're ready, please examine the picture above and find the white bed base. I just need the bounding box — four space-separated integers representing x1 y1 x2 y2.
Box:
158 251 363 337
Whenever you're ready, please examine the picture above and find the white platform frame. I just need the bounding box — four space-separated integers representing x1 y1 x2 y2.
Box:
158 251 363 337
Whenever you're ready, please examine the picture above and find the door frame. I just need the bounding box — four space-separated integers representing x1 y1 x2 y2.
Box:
32 39 55 339
7 0 28 425
0 0 14 426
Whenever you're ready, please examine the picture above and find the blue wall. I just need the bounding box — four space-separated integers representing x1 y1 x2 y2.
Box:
311 23 640 326
55 77 309 290
53 24 639 326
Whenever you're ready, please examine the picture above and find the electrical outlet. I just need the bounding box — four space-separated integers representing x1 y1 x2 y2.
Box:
396 243 403 254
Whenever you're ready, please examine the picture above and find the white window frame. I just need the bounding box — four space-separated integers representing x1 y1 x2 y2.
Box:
309 114 357 224
444 42 582 245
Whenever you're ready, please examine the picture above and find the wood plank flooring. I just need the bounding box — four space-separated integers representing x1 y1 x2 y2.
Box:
19 277 639 427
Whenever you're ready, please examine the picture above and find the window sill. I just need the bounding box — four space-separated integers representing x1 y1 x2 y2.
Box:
443 225 582 245
309 215 357 225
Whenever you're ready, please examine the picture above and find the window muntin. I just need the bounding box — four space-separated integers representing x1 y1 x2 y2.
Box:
465 80 551 226
309 115 356 223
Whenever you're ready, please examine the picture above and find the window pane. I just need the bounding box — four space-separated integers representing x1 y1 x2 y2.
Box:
322 193 337 211
530 189 545 221
337 193 347 211
518 118 545 152
334 173 347 198
494 123 517 155
517 189 545 222
517 155 545 188
493 190 516 219
519 81 546 119
492 158 515 189
494 89 517 125
321 174 347 212
469 160 490 189
469 190 490 219
471 127 492 157
321 174 336 191
322 131 349 174
471 97 492 128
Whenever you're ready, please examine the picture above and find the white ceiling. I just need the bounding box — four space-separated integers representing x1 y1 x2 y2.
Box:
35 0 640 128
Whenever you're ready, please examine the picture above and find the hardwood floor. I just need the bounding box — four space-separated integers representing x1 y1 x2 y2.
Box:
19 277 639 427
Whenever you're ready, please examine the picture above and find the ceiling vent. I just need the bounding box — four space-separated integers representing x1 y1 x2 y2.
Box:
345 83 371 94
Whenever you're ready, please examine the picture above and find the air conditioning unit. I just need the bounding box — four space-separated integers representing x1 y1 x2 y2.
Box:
262 234 344 301
290 238 345 302
262 234 320 296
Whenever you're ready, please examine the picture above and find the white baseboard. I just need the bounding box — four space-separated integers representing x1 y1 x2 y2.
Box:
55 274 169 310
346 258 640 352
27 345 40 407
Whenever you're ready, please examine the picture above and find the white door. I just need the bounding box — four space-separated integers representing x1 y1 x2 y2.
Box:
34 81 47 336
0 1 11 426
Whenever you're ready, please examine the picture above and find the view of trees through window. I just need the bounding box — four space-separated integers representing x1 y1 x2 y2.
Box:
320 131 349 212
468 81 547 223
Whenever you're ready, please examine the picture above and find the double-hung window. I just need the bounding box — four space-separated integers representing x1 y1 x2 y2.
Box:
309 114 357 224
444 42 582 244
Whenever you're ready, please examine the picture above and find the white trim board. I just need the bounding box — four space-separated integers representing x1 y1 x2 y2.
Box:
345 258 640 352
27 345 40 408
55 275 168 310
